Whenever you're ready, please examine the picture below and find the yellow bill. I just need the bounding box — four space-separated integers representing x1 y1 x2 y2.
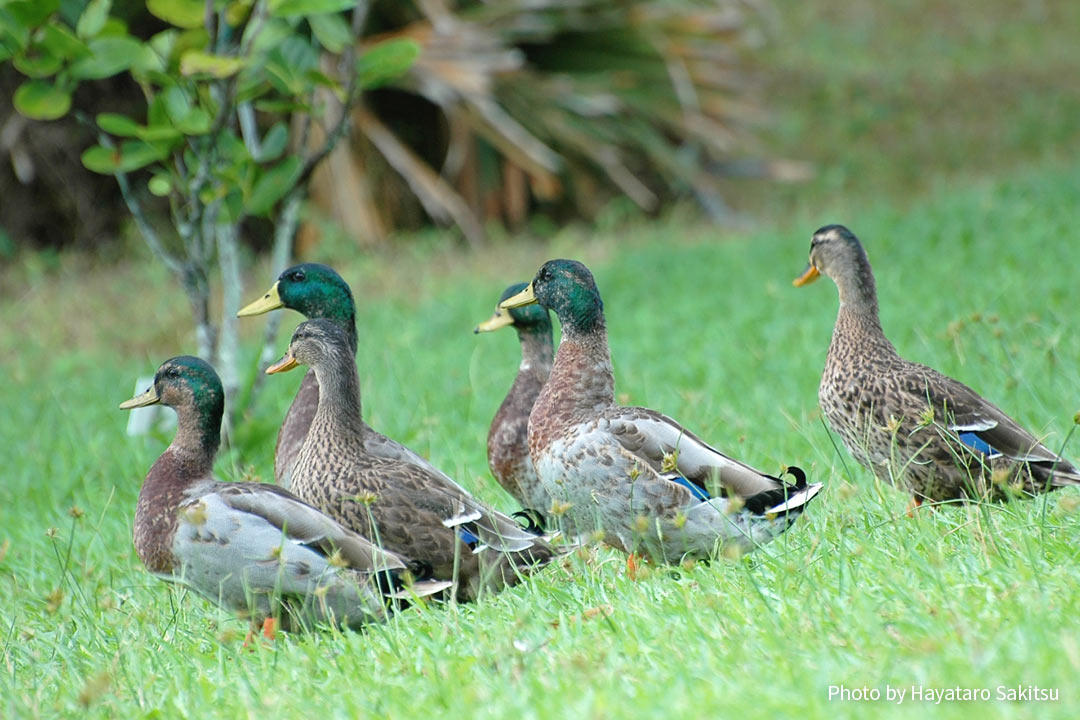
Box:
266 354 299 374
120 386 160 410
499 283 536 309
474 309 515 334
792 264 820 287
237 281 284 317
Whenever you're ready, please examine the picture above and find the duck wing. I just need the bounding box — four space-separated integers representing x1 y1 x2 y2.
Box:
915 366 1080 485
602 406 805 498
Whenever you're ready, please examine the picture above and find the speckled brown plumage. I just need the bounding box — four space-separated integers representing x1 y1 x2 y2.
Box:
477 284 555 513
239 263 447 489
278 320 559 601
502 260 822 560
123 356 449 632
798 224 1080 502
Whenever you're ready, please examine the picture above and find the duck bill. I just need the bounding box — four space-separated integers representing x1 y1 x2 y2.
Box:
119 386 160 410
474 309 515 334
237 282 284 317
499 283 536 309
265 354 299 374
792 264 821 287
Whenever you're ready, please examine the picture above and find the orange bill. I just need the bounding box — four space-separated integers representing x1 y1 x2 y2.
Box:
792 264 820 287
266 355 299 374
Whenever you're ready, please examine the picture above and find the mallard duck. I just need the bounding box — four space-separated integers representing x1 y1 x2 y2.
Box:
266 319 559 601
120 356 449 638
238 263 440 489
474 282 555 521
499 260 822 561
793 224 1080 504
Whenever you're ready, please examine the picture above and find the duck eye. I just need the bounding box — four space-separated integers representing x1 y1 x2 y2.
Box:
292 270 305 282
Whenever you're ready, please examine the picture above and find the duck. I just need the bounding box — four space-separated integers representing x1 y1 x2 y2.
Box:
120 356 450 639
266 319 560 601
793 224 1080 504
237 263 442 490
474 282 555 522
499 259 822 562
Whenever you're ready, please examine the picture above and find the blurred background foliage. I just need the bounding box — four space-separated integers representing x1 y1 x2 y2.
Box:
1 0 777 255
2 0 1080 259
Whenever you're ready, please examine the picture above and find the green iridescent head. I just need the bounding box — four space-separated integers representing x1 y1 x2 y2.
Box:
120 356 223 448
238 263 357 349
474 282 552 337
501 259 604 335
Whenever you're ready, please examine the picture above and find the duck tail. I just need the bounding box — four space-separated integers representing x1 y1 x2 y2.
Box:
743 466 823 516
385 578 454 601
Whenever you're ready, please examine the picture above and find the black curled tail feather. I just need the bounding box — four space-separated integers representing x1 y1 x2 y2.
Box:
744 466 810 515
512 509 549 535
784 465 807 489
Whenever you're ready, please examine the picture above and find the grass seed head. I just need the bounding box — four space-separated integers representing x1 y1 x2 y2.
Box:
45 588 64 614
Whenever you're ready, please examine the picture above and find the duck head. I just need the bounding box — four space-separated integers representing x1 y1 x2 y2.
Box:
238 263 356 346
120 356 224 450
793 224 878 308
475 282 552 335
266 318 353 375
501 259 603 336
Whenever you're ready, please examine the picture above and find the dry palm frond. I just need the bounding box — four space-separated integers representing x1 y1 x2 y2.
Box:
308 0 767 245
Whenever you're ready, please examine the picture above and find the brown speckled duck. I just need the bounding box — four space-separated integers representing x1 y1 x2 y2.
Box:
120 356 449 638
267 319 559 601
238 263 440 490
474 282 554 522
794 224 1080 504
500 260 822 562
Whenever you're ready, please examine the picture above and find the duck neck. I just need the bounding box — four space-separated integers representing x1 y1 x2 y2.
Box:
309 351 367 441
830 260 897 357
540 317 615 416
517 323 555 379
168 401 220 470
134 402 219 573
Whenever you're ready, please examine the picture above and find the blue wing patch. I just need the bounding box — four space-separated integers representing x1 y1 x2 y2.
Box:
666 474 710 502
958 432 1003 459
457 527 480 547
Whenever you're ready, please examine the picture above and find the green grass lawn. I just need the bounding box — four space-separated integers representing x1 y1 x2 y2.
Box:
3 161 1080 718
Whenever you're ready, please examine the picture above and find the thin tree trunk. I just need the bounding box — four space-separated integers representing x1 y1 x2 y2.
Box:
247 188 300 401
216 221 243 445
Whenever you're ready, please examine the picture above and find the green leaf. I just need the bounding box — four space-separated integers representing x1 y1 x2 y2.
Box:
265 35 317 95
76 0 111 39
147 0 205 30
81 141 169 174
270 0 354 19
7 0 61 29
0 8 32 59
37 23 91 60
97 112 141 136
13 47 63 78
13 80 71 120
148 174 172 196
180 50 246 78
135 124 183 143
69 35 143 79
356 37 419 90
246 156 301 215
173 107 210 135
309 12 351 54
256 122 288 162
98 17 128 37
160 85 192 123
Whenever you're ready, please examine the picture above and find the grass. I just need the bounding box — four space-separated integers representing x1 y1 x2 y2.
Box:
3 162 1080 718
4 2 1080 717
